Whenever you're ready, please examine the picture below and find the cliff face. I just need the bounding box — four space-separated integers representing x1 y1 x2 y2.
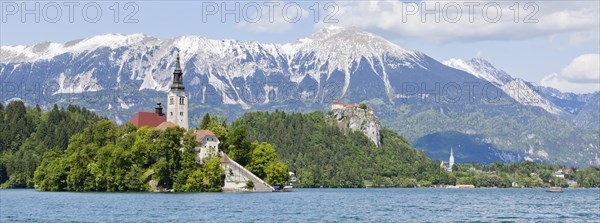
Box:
331 108 382 147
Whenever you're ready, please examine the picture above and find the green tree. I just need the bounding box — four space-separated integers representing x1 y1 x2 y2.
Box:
199 113 211 130
178 157 224 192
227 126 252 166
265 161 289 187
358 103 367 109
246 141 277 179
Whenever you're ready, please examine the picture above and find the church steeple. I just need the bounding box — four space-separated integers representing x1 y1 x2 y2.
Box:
166 52 189 129
171 53 185 90
449 147 455 166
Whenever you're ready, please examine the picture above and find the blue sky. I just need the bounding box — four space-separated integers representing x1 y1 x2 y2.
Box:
1 0 598 93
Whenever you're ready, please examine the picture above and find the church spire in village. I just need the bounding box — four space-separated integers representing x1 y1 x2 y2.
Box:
449 147 455 168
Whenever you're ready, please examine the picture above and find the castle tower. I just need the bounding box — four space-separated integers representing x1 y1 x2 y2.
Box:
449 147 455 170
167 54 188 129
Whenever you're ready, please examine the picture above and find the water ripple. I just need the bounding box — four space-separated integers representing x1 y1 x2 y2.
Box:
1 188 599 222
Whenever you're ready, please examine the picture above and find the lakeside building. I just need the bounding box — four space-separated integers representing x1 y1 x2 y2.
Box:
553 170 565 178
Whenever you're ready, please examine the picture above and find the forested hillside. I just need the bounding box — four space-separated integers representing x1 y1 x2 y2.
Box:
0 101 101 187
3 103 597 190
232 111 452 187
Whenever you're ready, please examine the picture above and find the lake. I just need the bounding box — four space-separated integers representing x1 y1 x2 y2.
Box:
1 188 599 222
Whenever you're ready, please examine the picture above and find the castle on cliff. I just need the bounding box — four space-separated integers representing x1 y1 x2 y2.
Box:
331 101 374 114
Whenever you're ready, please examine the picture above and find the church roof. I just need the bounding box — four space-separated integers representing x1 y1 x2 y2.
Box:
195 129 217 141
155 121 177 130
129 112 167 128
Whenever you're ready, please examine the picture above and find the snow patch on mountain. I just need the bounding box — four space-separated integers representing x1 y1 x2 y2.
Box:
55 69 102 94
444 58 564 115
1 33 154 63
501 79 564 114
283 26 424 96
443 58 512 86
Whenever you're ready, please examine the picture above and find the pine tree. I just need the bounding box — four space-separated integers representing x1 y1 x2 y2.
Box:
199 113 211 130
227 125 252 166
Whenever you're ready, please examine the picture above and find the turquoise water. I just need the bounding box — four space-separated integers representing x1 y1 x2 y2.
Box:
1 188 599 222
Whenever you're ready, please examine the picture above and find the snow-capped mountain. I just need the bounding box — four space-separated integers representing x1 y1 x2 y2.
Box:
532 84 599 115
0 26 480 109
1 27 598 166
443 58 564 115
443 58 513 86
500 79 565 115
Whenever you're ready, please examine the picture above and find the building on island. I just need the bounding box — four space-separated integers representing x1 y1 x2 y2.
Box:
155 121 177 130
440 147 455 172
129 54 211 162
129 103 167 128
166 54 189 129
128 53 274 192
195 130 219 162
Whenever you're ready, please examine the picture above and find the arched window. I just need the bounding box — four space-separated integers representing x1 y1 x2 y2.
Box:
169 97 174 105
179 97 185 105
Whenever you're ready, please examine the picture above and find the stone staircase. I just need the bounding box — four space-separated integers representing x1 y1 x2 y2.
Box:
220 152 274 192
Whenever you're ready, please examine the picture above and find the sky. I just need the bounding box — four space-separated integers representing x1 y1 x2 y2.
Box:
1 0 599 93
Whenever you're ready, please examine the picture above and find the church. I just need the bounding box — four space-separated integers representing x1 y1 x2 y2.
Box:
129 54 216 162
440 147 455 172
127 54 274 192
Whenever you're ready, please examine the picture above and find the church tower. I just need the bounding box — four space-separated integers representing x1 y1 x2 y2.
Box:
167 54 188 129
449 147 455 170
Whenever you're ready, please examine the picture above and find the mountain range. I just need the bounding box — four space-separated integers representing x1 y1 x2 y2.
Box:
1 26 598 166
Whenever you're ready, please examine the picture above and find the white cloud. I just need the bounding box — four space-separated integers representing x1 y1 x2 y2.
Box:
541 54 600 93
568 31 600 46
236 2 307 34
322 1 599 43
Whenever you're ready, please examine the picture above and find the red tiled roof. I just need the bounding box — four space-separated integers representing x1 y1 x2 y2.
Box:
129 112 167 128
156 121 177 130
195 129 216 142
332 101 344 105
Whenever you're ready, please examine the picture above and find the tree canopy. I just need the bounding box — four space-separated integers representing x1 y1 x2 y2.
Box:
34 121 225 192
231 111 448 187
0 102 101 188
